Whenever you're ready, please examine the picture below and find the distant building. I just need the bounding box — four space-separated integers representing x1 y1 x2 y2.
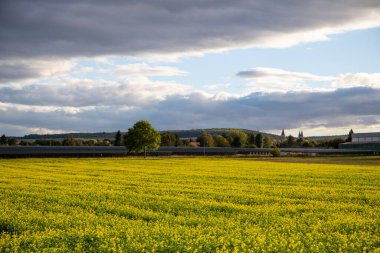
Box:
339 132 380 150
281 129 286 139
351 132 380 143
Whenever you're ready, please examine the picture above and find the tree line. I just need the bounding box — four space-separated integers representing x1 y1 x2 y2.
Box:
0 124 353 150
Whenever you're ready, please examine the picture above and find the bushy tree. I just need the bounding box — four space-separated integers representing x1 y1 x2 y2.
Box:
160 132 177 146
302 139 315 148
7 138 17 145
287 135 296 147
231 136 243 147
347 129 354 142
62 137 77 146
247 133 255 145
124 120 161 158
114 130 123 146
213 135 230 147
255 133 263 148
229 130 247 147
0 134 7 145
263 135 273 148
197 134 214 147
271 147 281 157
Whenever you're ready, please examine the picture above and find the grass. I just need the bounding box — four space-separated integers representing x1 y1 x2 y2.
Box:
0 157 379 252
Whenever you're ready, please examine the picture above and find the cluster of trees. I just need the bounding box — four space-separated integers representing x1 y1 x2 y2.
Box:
0 134 114 146
196 130 273 148
277 135 347 149
0 125 354 152
277 130 353 149
1 134 18 146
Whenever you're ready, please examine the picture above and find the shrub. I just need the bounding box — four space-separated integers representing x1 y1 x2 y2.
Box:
271 147 281 157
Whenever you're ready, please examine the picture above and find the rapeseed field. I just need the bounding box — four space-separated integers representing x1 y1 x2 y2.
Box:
0 157 379 252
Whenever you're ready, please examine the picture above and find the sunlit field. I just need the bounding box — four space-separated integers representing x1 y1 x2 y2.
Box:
1 157 379 252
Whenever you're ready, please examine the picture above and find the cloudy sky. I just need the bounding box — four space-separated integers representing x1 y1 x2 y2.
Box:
1 0 380 136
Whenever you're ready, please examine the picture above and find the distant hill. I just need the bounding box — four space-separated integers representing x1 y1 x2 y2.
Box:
165 128 280 139
19 128 280 140
307 135 348 140
20 132 116 140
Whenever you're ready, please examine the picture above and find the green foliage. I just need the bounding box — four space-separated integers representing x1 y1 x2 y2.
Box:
213 135 230 147
263 135 273 148
62 137 77 146
160 132 177 146
197 134 214 147
6 138 17 146
347 129 354 142
287 135 296 147
124 120 161 156
34 139 62 146
114 130 123 146
0 158 379 252
0 134 6 145
229 130 247 147
247 133 255 145
271 147 281 157
255 133 263 148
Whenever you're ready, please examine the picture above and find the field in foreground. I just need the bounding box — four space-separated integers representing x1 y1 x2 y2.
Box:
0 157 379 252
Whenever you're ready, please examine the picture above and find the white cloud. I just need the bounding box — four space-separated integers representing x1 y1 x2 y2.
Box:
332 73 380 89
237 67 335 91
113 63 187 78
1 85 380 136
0 58 74 84
237 67 380 92
0 76 192 107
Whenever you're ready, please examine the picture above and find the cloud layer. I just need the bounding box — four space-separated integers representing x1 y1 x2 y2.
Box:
1 0 379 59
237 68 380 91
1 79 379 135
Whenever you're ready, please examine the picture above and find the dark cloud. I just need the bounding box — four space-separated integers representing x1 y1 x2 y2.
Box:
1 87 379 135
1 0 379 58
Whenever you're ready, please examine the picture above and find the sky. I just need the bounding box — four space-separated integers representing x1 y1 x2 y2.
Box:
0 0 380 137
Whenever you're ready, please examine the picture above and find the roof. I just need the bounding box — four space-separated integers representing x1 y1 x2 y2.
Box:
352 132 380 138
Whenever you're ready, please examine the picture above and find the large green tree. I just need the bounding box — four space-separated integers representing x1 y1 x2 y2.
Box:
160 132 177 146
213 135 230 147
229 130 247 147
255 133 263 148
197 134 214 147
124 120 161 158
263 135 273 148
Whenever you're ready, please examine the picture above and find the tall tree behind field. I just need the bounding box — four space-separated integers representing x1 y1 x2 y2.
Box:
114 130 123 146
161 132 177 146
124 120 161 158
0 134 7 145
213 135 230 147
247 133 255 145
263 136 273 148
347 129 354 142
255 133 263 148
287 135 296 147
197 134 214 147
229 130 247 147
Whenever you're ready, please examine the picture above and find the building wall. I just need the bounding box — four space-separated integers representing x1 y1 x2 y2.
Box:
352 137 380 142
339 142 380 150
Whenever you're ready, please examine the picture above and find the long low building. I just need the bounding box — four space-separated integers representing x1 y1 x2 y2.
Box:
0 146 379 157
339 132 380 150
